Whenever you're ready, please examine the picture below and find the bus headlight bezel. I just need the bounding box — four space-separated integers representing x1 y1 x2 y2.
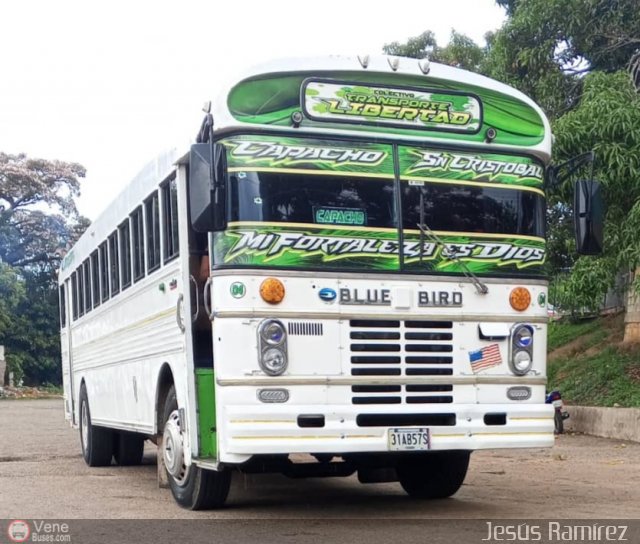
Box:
257 319 288 376
510 324 534 376
260 347 288 376
259 319 287 346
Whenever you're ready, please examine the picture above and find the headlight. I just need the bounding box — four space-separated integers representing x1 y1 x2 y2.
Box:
512 350 533 375
259 319 286 345
510 324 534 376
260 348 288 375
257 319 288 376
513 325 533 348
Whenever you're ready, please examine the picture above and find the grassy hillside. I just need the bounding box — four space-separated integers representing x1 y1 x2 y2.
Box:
547 314 640 407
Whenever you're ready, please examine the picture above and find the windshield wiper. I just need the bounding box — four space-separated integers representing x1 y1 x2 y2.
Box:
417 191 489 295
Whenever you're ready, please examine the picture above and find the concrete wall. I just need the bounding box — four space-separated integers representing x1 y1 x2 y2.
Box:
566 406 640 443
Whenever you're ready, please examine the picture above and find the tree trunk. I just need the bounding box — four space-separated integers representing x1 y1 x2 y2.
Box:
623 267 640 344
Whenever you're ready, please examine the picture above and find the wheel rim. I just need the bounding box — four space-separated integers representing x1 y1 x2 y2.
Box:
162 410 189 486
81 400 89 453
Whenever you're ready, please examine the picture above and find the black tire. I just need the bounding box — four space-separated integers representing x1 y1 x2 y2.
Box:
114 432 145 466
397 451 470 499
162 385 231 510
554 411 564 434
79 385 114 467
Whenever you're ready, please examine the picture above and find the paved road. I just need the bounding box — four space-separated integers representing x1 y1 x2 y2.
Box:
1 399 639 525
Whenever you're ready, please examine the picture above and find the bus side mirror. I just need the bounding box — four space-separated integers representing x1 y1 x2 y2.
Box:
188 143 227 232
574 179 604 255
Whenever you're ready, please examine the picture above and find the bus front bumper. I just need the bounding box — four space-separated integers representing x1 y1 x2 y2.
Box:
216 393 555 462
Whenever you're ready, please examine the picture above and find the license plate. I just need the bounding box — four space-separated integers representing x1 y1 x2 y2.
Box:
552 399 563 408
388 428 431 451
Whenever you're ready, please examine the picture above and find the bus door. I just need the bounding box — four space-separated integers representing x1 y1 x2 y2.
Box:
61 279 76 424
188 228 214 369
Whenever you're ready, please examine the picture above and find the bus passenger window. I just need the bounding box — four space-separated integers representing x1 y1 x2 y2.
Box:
162 178 179 263
71 272 78 321
108 230 120 295
119 220 132 290
131 206 145 282
99 241 109 303
59 284 66 328
91 250 100 308
145 192 161 273
82 259 91 314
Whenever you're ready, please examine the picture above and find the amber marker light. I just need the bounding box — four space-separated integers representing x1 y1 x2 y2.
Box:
260 278 285 304
509 287 531 312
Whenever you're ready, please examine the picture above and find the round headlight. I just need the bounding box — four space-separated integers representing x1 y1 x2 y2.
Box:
513 325 533 348
260 320 286 345
512 350 533 375
260 348 288 376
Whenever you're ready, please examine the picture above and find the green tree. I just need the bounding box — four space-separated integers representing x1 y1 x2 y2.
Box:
484 0 640 118
383 30 486 72
0 152 87 384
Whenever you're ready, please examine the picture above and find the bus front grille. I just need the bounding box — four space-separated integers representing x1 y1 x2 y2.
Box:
349 319 454 405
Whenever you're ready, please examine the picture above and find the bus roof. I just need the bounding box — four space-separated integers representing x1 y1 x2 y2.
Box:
213 55 552 161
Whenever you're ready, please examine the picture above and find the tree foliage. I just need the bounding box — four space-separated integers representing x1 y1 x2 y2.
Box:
0 153 87 384
484 0 640 118
383 30 486 72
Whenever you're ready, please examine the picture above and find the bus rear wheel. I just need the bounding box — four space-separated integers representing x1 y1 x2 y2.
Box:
396 451 470 499
79 385 114 467
161 385 231 510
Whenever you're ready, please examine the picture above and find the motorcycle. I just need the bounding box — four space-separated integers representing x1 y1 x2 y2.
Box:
546 390 570 434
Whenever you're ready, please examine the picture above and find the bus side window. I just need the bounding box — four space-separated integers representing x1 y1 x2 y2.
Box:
77 266 85 317
108 230 120 296
99 241 109 303
162 177 179 263
131 206 146 282
59 284 66 329
71 272 78 321
83 259 92 314
145 191 161 273
119 220 132 290
91 250 100 308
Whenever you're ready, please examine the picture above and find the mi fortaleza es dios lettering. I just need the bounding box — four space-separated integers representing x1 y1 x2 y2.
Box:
225 230 545 265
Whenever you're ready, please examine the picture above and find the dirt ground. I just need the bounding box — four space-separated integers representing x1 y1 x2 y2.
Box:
1 399 639 520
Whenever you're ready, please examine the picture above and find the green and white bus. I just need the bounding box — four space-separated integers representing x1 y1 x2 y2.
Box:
59 55 602 509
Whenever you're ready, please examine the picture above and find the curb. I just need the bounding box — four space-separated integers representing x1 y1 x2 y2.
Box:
565 406 640 443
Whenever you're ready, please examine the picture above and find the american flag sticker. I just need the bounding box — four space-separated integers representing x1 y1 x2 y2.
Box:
469 344 502 373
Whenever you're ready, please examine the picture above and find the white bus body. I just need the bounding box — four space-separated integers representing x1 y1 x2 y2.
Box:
59 56 556 509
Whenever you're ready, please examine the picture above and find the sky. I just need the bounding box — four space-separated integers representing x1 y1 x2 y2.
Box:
0 0 506 220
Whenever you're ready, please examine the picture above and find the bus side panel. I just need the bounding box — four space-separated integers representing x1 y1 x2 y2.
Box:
71 263 185 434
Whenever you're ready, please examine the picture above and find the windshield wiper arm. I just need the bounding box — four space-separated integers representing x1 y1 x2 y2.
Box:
417 192 488 295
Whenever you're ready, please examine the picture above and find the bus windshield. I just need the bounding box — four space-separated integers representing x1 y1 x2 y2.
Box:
218 136 546 275
401 182 545 238
229 171 397 228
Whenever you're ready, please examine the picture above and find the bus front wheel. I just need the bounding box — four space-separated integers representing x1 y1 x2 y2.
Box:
396 451 470 499
161 385 231 510
79 385 114 467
